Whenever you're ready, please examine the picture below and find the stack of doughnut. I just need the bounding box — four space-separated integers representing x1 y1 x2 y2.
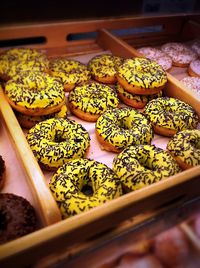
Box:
68 82 119 122
115 57 167 109
87 54 124 84
4 70 67 129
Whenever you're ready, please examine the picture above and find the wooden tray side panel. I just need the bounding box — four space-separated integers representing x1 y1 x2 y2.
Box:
0 88 61 225
0 14 188 53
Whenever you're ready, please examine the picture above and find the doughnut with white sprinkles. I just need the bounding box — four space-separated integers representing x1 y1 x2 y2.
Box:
5 71 65 116
116 57 167 95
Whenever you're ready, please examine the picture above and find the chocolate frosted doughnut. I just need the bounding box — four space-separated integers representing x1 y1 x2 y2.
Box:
144 97 199 137
49 58 91 92
116 58 167 95
167 129 200 170
49 158 122 217
95 107 153 152
27 118 90 170
0 193 37 244
113 144 181 192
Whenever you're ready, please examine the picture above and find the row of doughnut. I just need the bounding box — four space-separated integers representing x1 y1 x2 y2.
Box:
0 47 199 242
137 40 200 99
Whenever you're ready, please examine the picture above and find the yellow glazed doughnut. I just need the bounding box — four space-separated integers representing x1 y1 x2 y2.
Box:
0 47 47 61
144 97 199 137
0 47 49 81
49 158 122 217
113 144 181 192
188 59 200 78
16 103 68 129
26 118 90 170
49 58 91 92
116 58 167 95
88 54 124 84
167 129 200 170
68 82 119 122
95 107 153 153
116 83 162 109
5 71 65 116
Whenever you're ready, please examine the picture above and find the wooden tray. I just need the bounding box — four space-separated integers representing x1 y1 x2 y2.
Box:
0 13 200 268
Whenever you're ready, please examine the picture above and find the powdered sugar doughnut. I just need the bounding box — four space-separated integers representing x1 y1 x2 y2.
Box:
188 59 200 77
138 47 172 71
161 42 197 67
190 40 200 56
180 77 200 100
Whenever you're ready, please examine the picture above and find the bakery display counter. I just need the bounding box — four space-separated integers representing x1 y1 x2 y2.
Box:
0 13 200 268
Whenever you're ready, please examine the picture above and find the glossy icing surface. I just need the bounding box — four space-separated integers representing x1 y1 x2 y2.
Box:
96 107 153 151
26 118 90 169
88 54 123 78
113 144 181 192
167 129 200 167
5 71 65 110
49 158 122 217
68 82 119 115
50 58 90 86
117 57 167 89
144 97 199 131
